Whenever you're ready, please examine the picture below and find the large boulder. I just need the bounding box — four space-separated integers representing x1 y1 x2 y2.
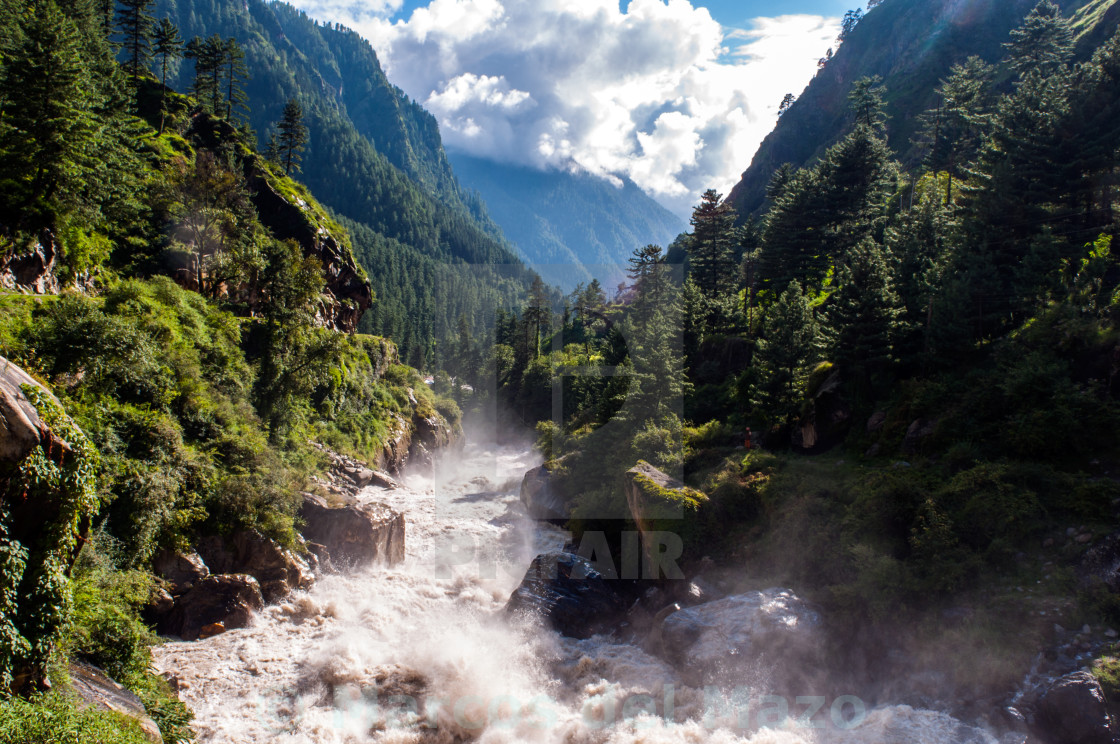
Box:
792 367 851 452
1079 532 1120 592
196 531 313 603
658 588 824 692
902 417 939 455
68 661 162 743
625 461 705 570
1034 672 1113 744
158 574 264 641
1 357 98 691
520 460 571 522
505 552 627 639
298 493 405 567
151 550 210 595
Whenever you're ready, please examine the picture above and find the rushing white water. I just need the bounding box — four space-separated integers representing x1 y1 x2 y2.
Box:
152 439 1010 744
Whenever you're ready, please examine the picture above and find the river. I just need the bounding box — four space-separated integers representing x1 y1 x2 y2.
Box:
152 438 1009 744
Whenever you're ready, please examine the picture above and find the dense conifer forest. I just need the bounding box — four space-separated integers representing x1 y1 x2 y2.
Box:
1 0 1120 739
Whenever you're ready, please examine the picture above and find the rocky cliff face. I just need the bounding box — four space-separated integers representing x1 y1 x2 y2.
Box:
244 163 372 332
185 114 373 332
0 229 60 294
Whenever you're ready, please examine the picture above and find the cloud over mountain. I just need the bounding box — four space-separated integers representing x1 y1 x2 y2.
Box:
285 0 838 216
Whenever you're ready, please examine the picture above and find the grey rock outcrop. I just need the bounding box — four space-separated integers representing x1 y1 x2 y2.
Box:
0 230 60 294
196 531 313 603
69 661 162 742
298 493 405 567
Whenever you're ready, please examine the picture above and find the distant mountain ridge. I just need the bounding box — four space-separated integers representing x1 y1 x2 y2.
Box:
450 155 685 290
727 0 1120 218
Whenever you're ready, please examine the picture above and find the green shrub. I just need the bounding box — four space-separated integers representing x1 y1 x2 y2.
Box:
0 691 151 744
64 548 157 684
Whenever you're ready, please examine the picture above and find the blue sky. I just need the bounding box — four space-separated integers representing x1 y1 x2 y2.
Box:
286 0 852 215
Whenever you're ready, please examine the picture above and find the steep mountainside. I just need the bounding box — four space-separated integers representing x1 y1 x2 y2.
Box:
727 0 1120 217
450 155 685 290
155 0 534 364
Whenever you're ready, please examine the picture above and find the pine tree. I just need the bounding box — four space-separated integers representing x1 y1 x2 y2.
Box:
222 37 249 123
276 98 308 175
765 163 796 203
627 244 668 304
186 34 224 115
755 280 818 422
884 182 955 364
824 238 905 389
116 0 154 96
848 75 886 131
1003 0 1073 79
0 0 92 213
151 18 183 135
524 276 551 359
263 133 282 165
761 125 895 293
778 93 796 116
914 57 993 203
837 8 863 45
687 189 738 299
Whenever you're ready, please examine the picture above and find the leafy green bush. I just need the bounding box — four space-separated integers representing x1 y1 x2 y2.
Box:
64 547 157 683
0 691 151 744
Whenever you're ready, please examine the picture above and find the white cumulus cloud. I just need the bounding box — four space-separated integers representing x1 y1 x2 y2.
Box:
284 0 839 217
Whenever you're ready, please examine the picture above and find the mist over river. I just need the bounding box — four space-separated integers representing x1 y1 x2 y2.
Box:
152 436 1011 744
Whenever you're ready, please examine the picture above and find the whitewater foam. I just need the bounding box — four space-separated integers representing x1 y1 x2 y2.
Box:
152 441 1008 744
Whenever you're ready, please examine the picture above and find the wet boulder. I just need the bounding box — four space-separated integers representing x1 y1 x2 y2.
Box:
152 550 210 595
1079 532 1120 592
298 493 405 567
1034 672 1113 744
158 574 264 641
658 588 824 691
196 531 313 603
505 552 626 639
520 459 571 522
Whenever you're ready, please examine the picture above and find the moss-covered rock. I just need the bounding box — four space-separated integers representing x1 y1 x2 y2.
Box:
0 357 101 693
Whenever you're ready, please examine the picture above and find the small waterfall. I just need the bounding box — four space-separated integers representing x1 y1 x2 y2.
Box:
153 440 1008 744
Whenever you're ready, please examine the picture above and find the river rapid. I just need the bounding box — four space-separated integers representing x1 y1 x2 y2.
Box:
152 438 1012 744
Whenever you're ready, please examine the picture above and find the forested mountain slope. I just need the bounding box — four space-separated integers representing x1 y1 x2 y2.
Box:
154 0 536 365
727 0 1120 217
450 155 685 291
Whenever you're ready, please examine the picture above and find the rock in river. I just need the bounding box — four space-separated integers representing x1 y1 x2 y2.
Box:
158 574 265 641
506 552 626 639
1034 671 1114 744
299 493 405 567
658 588 824 692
